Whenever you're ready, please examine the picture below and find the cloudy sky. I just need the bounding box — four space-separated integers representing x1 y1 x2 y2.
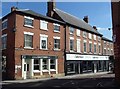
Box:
2 2 113 40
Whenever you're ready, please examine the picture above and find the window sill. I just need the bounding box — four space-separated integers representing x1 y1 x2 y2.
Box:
33 70 41 73
1 27 7 31
69 33 74 35
54 31 60 33
54 49 61 51
70 50 74 52
42 70 49 72
24 25 34 28
40 48 48 50
40 28 48 31
50 69 56 71
24 47 34 49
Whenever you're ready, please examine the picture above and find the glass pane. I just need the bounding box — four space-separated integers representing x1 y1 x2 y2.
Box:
42 40 46 48
50 65 55 69
42 65 48 70
34 65 40 70
54 25 60 31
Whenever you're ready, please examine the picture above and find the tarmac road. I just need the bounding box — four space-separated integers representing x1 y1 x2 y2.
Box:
2 73 119 89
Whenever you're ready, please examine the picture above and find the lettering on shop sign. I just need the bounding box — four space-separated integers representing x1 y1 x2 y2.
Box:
75 56 84 58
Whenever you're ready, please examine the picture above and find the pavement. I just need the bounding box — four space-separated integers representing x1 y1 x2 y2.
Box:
1 72 113 85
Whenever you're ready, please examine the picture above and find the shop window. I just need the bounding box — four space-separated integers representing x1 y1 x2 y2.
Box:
50 59 56 70
1 34 7 49
42 59 48 70
40 20 48 30
34 59 40 70
24 16 34 27
40 34 48 50
24 34 33 48
67 63 75 73
54 38 60 50
54 23 60 32
2 19 7 30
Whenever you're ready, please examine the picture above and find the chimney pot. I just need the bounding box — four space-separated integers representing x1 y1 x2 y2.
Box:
93 26 97 30
83 16 88 23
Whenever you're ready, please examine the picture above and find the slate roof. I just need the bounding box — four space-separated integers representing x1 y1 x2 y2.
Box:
54 8 102 36
2 9 65 24
102 37 113 42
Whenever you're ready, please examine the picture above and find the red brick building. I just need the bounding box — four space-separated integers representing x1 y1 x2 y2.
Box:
2 7 65 79
47 1 114 75
111 1 120 85
1 1 114 80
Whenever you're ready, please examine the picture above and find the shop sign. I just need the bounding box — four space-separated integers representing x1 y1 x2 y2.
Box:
66 54 109 61
22 55 58 59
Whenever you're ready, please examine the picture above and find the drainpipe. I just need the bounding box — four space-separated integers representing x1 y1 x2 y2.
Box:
64 24 67 76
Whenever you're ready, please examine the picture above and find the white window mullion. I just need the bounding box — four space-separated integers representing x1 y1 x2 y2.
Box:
48 59 50 74
56 59 58 74
31 59 34 77
40 59 43 75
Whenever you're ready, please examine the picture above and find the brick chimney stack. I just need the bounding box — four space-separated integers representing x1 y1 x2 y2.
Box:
83 16 89 23
47 0 55 17
11 6 18 12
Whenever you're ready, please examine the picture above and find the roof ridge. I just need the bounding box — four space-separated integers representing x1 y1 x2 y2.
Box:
55 8 85 22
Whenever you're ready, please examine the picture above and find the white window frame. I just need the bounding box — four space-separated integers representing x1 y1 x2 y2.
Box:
77 39 81 53
76 29 80 36
50 59 56 71
24 16 34 28
33 59 41 72
70 37 74 52
83 31 87 38
69 27 74 34
42 58 49 71
53 36 60 50
98 36 101 41
1 34 7 50
53 23 60 33
98 44 101 54
94 34 96 40
40 34 48 50
40 20 48 31
89 41 92 53
24 32 34 49
89 33 92 39
83 40 87 53
2 19 8 30
94 43 97 53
